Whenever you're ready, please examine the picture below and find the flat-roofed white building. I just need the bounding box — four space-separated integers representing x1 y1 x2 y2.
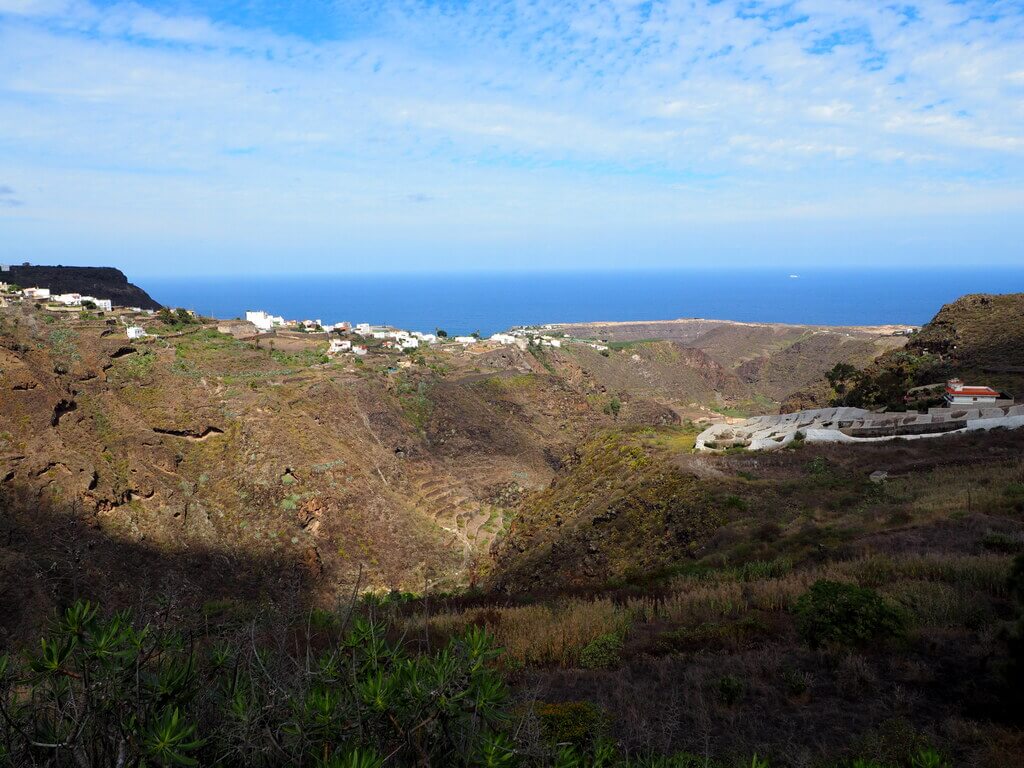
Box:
81 296 112 312
245 310 285 332
126 326 146 339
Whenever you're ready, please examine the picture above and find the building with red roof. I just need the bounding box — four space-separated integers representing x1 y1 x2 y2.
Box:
944 379 1000 406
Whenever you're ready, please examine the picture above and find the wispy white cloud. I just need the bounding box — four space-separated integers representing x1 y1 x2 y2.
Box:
0 0 1022 271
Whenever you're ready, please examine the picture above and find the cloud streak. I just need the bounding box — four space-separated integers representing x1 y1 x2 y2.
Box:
0 1 1022 271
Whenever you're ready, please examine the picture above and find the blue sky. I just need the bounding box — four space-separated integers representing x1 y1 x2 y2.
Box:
1 0 1023 275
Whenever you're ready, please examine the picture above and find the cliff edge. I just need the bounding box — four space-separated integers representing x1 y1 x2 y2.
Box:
3 264 162 310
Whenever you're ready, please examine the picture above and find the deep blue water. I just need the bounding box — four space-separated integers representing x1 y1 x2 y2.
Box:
141 269 1024 337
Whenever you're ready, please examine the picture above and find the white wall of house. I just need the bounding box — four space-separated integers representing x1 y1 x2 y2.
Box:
946 393 998 405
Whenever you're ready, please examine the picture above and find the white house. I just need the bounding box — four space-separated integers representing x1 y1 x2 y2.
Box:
245 310 286 332
355 323 372 335
453 335 478 344
352 345 368 356
53 293 82 306
246 310 272 331
489 333 517 345
126 326 146 340
411 332 437 344
944 379 1000 406
81 296 112 312
23 287 50 300
395 333 419 349
328 339 352 355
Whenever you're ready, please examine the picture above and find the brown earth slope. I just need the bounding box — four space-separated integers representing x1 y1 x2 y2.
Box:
0 302 689 628
551 318 907 415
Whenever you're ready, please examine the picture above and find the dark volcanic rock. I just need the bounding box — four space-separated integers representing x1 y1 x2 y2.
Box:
4 265 162 310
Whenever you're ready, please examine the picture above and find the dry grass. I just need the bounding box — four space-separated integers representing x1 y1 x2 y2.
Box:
891 459 1024 520
405 598 626 666
410 552 1013 667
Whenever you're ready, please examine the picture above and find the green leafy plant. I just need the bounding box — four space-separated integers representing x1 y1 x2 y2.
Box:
578 632 624 669
794 580 904 649
0 601 511 767
910 748 950 768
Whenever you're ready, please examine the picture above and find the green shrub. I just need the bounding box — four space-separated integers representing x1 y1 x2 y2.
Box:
0 600 510 767
910 748 950 768
535 700 608 750
578 632 624 669
794 580 904 649
781 666 810 697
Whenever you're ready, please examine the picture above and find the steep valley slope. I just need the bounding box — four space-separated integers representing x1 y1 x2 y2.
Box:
0 297 968 636
4 292 1024 765
551 318 909 414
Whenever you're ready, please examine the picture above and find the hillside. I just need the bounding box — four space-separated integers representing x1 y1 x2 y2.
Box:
3 292 1024 765
552 318 908 415
0 300 687 634
788 293 1024 410
1 264 162 309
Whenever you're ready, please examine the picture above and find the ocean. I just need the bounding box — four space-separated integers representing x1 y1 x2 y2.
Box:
141 269 1024 338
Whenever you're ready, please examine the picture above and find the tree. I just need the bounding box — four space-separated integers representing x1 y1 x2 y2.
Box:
826 363 859 395
604 396 622 420
436 328 448 338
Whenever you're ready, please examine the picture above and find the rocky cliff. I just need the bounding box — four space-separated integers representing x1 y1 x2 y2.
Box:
3 265 162 310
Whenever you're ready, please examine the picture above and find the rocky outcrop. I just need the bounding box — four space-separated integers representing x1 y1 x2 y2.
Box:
3 265 161 310
696 404 1024 451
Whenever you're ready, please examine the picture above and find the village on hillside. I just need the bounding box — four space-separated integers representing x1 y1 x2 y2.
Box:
0 271 610 363
3 271 1015 449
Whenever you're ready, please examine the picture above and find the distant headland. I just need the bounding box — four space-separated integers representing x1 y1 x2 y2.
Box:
0 263 162 311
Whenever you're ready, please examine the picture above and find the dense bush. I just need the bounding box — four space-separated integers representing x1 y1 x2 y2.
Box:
0 600 962 767
0 601 511 767
794 580 904 649
577 633 624 669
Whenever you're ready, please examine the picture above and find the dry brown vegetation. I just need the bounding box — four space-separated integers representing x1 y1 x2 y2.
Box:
4 292 1024 765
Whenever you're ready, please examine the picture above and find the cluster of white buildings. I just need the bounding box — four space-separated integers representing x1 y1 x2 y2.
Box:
1 284 115 313
241 307 616 363
490 327 579 349
0 281 154 340
51 293 113 312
